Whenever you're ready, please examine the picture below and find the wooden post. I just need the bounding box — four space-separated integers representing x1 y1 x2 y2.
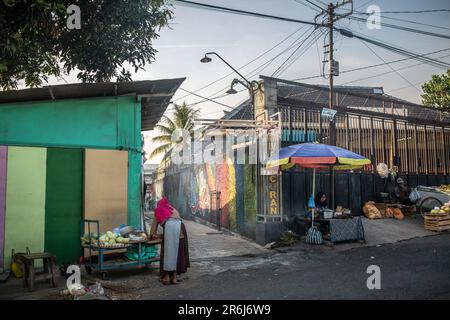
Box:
442 127 447 176
370 117 375 173
346 114 350 150
304 108 308 142
424 125 429 174
404 122 410 174
319 111 323 143
393 119 399 168
414 124 420 174
382 119 387 164
289 106 293 143
433 126 438 174
358 115 363 155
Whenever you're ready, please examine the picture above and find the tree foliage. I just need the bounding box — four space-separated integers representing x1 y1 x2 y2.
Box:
421 70 450 112
0 0 173 89
150 102 200 160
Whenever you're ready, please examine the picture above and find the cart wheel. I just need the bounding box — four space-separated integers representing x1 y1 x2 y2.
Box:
419 197 443 217
101 271 108 280
85 265 92 275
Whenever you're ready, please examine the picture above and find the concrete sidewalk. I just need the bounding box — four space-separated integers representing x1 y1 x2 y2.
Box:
362 215 436 246
183 219 269 261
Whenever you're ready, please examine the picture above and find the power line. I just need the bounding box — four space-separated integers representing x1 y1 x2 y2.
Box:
182 25 322 108
173 0 323 27
337 28 450 69
172 25 307 103
291 47 450 81
351 11 450 30
340 53 450 85
304 0 325 11
377 9 450 14
271 27 317 76
177 88 234 110
294 0 321 12
274 29 325 77
359 39 421 92
347 16 450 40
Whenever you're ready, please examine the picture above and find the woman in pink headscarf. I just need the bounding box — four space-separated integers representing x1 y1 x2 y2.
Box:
149 197 190 285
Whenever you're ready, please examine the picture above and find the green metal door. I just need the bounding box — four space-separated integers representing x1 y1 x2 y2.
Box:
45 148 83 265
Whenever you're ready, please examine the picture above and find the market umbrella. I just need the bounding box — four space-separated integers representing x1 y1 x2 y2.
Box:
266 143 371 244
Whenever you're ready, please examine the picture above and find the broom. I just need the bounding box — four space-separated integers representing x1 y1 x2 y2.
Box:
305 168 323 245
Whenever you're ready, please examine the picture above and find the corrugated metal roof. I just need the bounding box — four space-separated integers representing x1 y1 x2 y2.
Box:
0 78 186 131
223 77 449 123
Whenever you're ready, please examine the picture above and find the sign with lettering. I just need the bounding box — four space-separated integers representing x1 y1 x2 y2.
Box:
268 175 278 215
321 108 337 121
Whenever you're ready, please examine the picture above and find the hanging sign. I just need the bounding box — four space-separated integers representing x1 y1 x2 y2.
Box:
321 108 337 121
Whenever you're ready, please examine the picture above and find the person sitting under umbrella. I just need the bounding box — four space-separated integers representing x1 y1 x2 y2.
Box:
315 192 328 211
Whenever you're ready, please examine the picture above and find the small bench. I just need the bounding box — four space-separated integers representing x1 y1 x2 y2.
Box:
16 253 58 291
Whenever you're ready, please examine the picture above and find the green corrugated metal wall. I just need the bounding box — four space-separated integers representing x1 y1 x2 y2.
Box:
0 96 142 228
44 148 83 265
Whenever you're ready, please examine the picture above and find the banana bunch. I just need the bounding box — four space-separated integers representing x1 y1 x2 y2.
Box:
438 184 450 193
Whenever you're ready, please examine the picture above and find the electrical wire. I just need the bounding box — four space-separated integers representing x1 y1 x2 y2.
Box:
271 26 317 76
338 28 450 69
359 40 421 92
351 11 450 31
347 16 450 40
340 53 450 85
172 25 307 103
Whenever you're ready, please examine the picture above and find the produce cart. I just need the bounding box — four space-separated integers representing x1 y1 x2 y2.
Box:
80 219 161 279
410 186 450 216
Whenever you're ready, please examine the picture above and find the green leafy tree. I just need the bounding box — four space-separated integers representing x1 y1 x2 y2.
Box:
0 0 172 89
150 102 200 160
421 70 450 112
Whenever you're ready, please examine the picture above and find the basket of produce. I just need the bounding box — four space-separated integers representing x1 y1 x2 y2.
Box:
98 231 131 248
437 184 450 196
81 233 99 246
425 202 450 232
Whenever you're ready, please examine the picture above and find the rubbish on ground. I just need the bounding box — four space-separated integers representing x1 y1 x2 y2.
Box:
68 283 86 296
271 231 300 248
88 282 106 296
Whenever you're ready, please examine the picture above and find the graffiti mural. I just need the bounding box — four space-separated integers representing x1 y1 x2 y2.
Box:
159 160 257 239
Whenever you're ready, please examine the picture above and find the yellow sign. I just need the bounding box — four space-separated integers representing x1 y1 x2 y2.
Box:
268 175 278 215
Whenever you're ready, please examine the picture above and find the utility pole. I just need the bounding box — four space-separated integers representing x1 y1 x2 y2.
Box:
315 1 353 210
327 2 336 145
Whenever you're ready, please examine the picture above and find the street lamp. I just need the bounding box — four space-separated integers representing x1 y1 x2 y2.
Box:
200 52 251 87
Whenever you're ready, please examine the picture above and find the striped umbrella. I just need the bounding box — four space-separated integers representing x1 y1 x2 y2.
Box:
266 143 371 245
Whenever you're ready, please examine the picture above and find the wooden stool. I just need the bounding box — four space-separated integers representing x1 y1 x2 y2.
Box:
17 253 58 291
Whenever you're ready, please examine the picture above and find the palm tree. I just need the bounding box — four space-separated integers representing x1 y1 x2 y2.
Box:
150 102 200 160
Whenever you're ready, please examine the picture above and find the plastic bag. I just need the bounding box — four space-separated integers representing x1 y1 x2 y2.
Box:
409 188 420 203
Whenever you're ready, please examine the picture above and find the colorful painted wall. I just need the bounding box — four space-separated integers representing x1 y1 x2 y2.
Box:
158 161 258 240
0 146 133 269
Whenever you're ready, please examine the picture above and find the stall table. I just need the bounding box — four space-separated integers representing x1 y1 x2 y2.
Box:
300 216 365 245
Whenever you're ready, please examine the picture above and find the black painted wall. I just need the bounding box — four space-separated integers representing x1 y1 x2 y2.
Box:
282 169 450 220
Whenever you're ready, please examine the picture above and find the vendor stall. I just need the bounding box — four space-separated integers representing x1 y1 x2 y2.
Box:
267 143 371 245
80 220 161 279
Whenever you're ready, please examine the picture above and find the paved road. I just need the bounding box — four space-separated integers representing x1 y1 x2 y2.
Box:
139 234 450 300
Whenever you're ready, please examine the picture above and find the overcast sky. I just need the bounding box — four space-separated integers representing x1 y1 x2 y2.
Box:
49 0 450 164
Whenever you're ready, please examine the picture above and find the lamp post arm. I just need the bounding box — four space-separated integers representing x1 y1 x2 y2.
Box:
206 52 251 86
